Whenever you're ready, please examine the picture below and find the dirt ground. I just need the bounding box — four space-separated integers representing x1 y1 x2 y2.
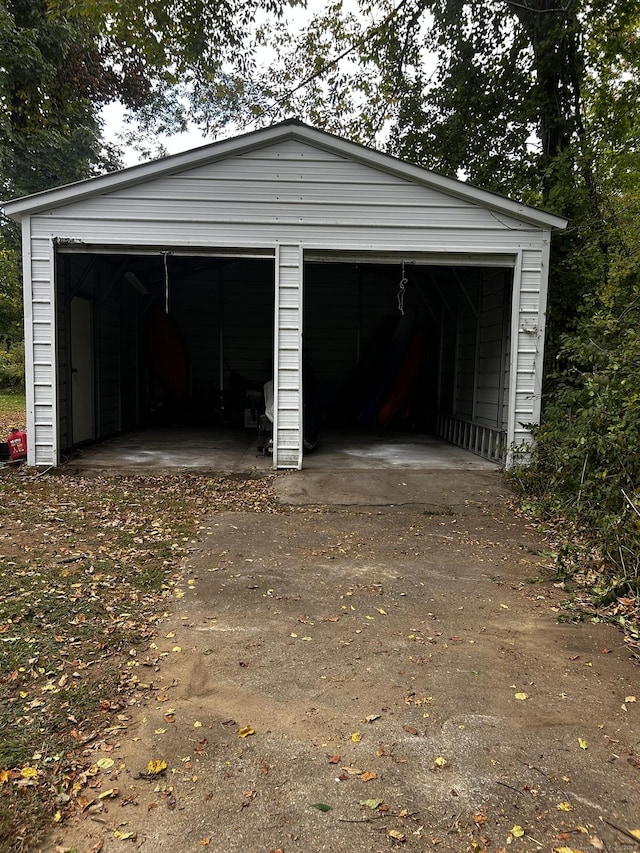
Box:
45 469 640 853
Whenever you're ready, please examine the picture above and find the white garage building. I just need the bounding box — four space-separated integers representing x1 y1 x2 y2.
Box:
3 120 566 469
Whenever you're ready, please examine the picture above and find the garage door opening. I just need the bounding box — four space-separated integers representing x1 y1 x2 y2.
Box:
56 250 275 452
55 249 514 469
303 260 513 462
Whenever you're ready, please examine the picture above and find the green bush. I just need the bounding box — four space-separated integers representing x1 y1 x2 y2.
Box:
0 341 25 391
511 269 640 598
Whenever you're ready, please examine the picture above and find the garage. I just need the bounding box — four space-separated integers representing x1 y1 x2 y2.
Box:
4 120 566 469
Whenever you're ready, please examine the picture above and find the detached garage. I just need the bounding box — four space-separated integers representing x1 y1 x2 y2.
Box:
3 120 566 469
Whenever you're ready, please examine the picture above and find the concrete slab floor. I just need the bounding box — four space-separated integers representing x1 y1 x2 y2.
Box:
65 428 498 474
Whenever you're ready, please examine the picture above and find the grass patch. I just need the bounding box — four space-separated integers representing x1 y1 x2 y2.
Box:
0 465 281 851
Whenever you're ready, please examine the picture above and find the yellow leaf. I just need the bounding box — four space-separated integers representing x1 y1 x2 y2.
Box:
389 829 406 841
194 721 203 728
511 825 525 838
578 737 588 749
96 758 114 770
553 848 582 853
500 604 509 609
434 756 447 767
20 766 38 778
98 788 118 799
359 771 377 782
556 801 573 811
172 646 182 653
199 839 211 846
113 830 136 840
376 608 387 615
0 770 10 786
154 728 166 734
53 810 62 823
625 695 636 703
351 731 361 743
146 759 167 775
514 692 528 700
237 725 255 738
629 830 640 841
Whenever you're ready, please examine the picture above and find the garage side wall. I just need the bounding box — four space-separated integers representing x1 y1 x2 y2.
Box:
22 223 57 466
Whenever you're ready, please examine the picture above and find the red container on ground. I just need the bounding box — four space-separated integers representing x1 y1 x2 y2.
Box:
7 429 27 460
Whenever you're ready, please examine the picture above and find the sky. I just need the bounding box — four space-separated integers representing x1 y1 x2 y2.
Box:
101 0 333 168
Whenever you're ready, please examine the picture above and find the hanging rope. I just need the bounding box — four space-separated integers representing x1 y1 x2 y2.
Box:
397 262 407 316
163 252 170 314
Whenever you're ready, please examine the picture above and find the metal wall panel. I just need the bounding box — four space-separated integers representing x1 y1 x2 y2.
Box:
274 244 302 469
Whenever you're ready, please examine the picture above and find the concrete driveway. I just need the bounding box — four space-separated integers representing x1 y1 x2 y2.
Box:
47 469 640 853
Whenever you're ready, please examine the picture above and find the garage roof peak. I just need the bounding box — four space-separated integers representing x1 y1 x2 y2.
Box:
3 120 567 231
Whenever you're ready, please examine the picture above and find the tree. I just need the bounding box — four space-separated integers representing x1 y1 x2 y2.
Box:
0 0 300 388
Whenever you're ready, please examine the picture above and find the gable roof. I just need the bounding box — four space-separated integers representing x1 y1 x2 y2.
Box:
3 119 567 230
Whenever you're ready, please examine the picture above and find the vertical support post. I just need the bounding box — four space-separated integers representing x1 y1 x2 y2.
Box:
506 251 524 467
273 244 303 469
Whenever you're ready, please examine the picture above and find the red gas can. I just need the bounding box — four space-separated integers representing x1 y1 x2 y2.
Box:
7 429 27 461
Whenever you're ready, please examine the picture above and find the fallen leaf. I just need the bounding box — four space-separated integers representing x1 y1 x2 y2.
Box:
96 758 114 770
98 788 119 799
366 714 381 723
360 771 377 782
311 802 332 812
193 721 202 728
328 755 341 764
389 829 406 841
578 738 588 749
588 837 604 850
154 728 167 734
403 725 418 735
434 756 447 767
199 839 211 846
20 766 39 779
238 725 255 738
113 830 136 840
351 731 361 743
557 801 573 811
630 830 640 841
360 798 384 809
511 825 525 838
473 812 487 826
514 692 528 701
146 759 167 775
625 695 636 703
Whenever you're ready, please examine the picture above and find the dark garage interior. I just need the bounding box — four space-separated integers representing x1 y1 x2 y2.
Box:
55 250 512 462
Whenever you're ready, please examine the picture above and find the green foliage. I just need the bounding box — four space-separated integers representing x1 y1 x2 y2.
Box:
0 240 23 390
512 261 640 595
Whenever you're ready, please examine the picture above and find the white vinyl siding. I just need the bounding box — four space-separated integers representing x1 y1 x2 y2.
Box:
274 244 303 469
